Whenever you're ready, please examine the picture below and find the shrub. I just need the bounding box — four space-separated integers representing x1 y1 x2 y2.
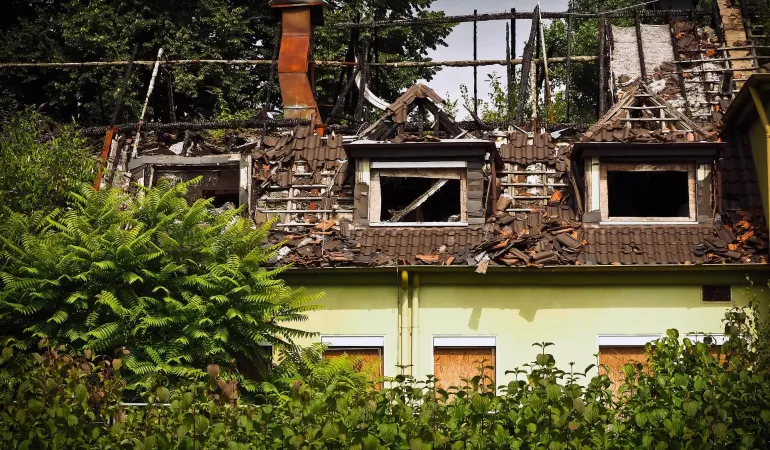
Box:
2 305 770 449
0 178 321 390
0 109 95 217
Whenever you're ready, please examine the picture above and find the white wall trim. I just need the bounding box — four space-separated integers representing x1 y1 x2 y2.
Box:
599 221 697 226
371 161 468 169
590 157 600 212
433 336 496 347
685 333 727 345
369 222 469 227
321 335 385 348
597 334 661 347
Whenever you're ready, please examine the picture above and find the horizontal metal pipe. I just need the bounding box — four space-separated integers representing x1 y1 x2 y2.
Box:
81 118 592 135
1 56 597 70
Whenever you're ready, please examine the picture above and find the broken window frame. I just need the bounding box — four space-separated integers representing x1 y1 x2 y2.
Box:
368 163 468 226
598 161 697 223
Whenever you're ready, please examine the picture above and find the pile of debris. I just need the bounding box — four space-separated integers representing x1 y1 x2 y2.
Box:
696 208 768 263
267 222 364 267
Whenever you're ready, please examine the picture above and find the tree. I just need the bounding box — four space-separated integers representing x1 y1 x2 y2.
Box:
0 109 95 218
542 0 656 123
0 178 321 388
0 0 453 125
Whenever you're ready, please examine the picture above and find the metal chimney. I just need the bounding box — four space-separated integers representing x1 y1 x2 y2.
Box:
270 0 326 123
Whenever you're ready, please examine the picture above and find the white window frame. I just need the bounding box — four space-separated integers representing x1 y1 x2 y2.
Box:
685 333 727 345
597 334 662 347
321 335 385 348
433 336 497 347
368 166 468 226
599 162 697 223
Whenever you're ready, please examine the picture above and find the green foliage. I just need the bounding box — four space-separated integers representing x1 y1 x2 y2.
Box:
0 0 453 125
0 178 322 388
263 344 374 394
459 73 518 123
0 109 95 217
3 305 770 449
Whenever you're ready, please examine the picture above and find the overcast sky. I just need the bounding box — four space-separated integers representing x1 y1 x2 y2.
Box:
423 0 569 108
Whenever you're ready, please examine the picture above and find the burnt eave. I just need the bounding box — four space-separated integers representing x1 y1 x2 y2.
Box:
571 142 723 161
344 140 496 160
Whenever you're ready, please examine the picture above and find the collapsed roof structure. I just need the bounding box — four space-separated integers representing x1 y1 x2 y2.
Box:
95 0 770 271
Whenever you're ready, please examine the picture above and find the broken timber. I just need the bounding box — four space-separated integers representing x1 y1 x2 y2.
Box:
388 179 448 223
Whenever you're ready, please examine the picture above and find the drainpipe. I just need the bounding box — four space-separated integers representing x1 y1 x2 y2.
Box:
749 86 770 224
411 274 420 379
399 270 410 375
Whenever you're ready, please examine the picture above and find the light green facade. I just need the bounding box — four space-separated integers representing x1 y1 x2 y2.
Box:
284 266 770 386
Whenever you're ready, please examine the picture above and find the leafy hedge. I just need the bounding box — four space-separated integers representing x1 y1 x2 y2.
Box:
2 306 770 450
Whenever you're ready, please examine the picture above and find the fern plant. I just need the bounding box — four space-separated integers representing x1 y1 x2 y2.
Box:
0 178 321 388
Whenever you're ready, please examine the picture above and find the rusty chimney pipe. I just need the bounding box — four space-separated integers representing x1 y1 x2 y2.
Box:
270 0 326 128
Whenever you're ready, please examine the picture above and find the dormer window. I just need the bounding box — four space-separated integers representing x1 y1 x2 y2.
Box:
369 162 467 225
345 140 497 227
602 162 696 222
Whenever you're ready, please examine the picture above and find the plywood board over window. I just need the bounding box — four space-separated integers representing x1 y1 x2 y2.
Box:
323 348 384 381
599 346 649 395
433 347 495 392
321 336 385 386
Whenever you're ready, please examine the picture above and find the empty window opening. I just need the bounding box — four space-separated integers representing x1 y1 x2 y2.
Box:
607 171 688 217
202 190 239 207
702 285 732 302
380 177 461 222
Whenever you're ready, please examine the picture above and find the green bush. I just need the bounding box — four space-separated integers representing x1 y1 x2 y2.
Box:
2 305 769 449
0 109 95 218
0 178 321 390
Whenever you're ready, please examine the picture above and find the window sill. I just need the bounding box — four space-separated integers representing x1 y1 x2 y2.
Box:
599 221 698 225
368 222 469 227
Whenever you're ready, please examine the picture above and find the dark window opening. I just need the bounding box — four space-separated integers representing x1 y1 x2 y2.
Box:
380 177 461 222
607 171 689 218
702 285 732 302
202 190 239 208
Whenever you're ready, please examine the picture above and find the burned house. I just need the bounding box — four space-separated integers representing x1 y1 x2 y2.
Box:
105 0 770 388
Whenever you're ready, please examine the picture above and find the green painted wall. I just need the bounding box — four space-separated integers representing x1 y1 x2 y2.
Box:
749 116 769 223
283 268 770 385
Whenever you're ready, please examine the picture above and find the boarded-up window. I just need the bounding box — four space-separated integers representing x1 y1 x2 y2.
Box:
323 348 384 383
599 346 649 395
433 347 495 392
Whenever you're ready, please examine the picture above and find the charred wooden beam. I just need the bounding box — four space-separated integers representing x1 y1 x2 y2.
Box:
634 11 647 81
474 9 479 118
388 179 448 222
566 13 572 122
598 14 607 116
506 23 513 125
332 9 710 29
0 56 599 70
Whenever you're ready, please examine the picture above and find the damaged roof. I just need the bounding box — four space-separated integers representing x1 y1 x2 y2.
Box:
126 79 767 270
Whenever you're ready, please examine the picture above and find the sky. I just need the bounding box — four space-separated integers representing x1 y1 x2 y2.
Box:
422 0 569 109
